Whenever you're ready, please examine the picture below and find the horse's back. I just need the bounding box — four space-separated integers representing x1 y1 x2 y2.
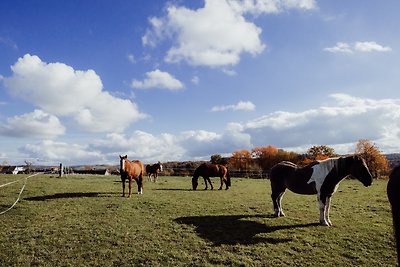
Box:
128 160 144 176
388 165 400 207
270 161 317 195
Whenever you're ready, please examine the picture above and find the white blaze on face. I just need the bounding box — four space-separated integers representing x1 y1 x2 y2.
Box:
160 164 163 172
308 158 338 193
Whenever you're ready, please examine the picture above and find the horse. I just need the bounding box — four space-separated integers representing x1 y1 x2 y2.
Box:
387 165 400 264
119 155 145 198
192 163 231 190
269 155 373 226
146 162 163 182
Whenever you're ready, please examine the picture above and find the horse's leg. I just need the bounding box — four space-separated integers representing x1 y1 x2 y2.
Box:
203 177 208 190
137 175 143 194
218 176 223 190
271 181 286 217
325 196 333 226
121 177 126 197
154 173 157 183
207 177 213 190
318 195 329 226
128 177 132 198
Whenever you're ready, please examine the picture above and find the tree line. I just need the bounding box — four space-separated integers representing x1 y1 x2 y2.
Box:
210 139 390 179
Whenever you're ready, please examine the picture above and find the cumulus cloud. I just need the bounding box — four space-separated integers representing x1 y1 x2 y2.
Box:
20 140 105 165
142 0 316 68
143 0 265 67
211 101 256 112
324 41 392 54
354 41 392 52
16 93 400 164
238 94 400 154
3 54 146 133
0 109 65 138
131 69 184 90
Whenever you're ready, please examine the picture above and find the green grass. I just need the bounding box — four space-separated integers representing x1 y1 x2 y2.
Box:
0 174 396 266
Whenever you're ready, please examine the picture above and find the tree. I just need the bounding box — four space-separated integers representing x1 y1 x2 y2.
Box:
229 149 251 173
210 154 222 164
307 145 337 160
355 139 389 178
252 145 279 172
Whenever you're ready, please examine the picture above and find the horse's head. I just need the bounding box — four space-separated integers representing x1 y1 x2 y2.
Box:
350 155 373 187
119 155 128 172
158 161 163 172
192 177 198 190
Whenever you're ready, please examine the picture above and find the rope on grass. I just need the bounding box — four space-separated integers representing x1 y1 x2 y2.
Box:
0 173 41 215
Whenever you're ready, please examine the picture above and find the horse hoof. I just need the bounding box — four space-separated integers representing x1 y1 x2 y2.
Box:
320 221 331 226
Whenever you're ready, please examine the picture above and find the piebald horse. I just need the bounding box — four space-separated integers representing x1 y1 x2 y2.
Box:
387 165 400 264
270 155 373 226
146 162 163 182
119 155 145 198
192 163 231 190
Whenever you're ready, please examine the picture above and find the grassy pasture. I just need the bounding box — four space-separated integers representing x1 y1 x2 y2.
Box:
0 174 396 266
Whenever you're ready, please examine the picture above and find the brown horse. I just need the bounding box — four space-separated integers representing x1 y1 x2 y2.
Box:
387 165 400 264
119 155 145 198
270 155 373 226
146 162 163 182
192 163 231 190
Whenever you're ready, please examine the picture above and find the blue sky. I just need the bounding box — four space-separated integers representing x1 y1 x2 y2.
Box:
1 0 399 166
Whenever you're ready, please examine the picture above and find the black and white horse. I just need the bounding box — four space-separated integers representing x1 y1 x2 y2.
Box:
387 165 400 264
269 155 373 226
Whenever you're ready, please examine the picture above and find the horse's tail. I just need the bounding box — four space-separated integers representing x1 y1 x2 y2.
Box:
226 167 231 187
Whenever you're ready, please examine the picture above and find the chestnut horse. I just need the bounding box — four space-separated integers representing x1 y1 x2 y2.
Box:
387 165 400 264
192 163 231 190
270 155 373 226
146 162 163 182
119 155 145 198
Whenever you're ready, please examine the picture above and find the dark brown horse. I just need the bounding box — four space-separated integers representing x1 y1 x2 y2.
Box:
119 155 145 198
192 163 231 190
270 155 373 226
146 162 163 182
387 165 400 264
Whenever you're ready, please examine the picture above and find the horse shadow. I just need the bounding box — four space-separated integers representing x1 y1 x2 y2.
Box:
24 192 118 201
174 214 319 246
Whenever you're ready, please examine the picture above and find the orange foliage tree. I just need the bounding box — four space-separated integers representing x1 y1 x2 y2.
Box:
229 149 251 173
355 139 389 178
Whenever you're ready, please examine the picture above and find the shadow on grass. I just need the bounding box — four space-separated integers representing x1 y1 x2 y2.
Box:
174 214 319 246
24 192 118 201
155 188 192 191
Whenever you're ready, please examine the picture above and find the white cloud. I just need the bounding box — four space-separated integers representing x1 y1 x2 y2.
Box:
0 109 65 138
191 75 200 85
228 0 316 15
143 0 266 67
20 140 105 165
211 101 256 112
324 42 353 54
3 54 146 133
15 93 400 164
354 41 392 52
131 69 184 90
238 94 400 154
127 53 136 63
324 41 392 54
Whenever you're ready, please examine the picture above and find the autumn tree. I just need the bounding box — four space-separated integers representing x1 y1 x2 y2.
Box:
307 145 337 160
355 139 389 178
252 145 279 172
229 149 251 174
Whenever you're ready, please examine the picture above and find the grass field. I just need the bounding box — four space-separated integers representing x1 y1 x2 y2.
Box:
0 174 396 266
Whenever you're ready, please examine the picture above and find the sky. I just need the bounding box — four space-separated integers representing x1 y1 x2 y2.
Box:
0 0 399 166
